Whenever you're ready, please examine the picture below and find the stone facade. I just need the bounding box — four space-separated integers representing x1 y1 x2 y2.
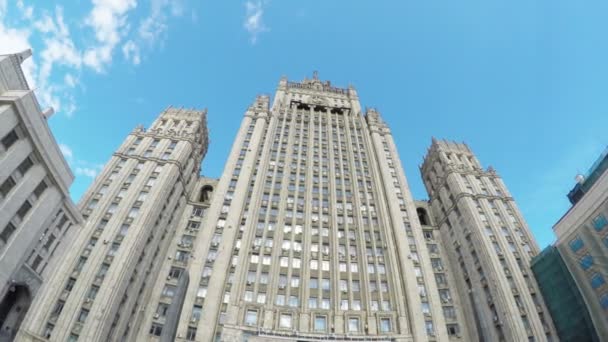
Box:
17 107 209 341
420 139 557 341
15 73 563 342
129 75 473 342
0 50 82 341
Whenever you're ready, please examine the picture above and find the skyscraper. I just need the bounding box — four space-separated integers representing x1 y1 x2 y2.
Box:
149 74 472 341
18 73 560 342
0 50 81 340
420 139 557 341
17 107 209 341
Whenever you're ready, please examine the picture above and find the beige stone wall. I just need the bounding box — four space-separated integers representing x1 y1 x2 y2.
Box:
420 139 557 342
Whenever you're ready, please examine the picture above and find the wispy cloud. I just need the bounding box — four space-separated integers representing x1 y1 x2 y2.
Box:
244 1 269 44
0 1 187 117
122 40 140 65
58 143 73 160
75 166 103 178
59 142 103 179
83 0 137 72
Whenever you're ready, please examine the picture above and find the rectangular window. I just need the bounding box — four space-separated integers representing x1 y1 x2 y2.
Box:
580 254 593 270
0 176 16 198
0 222 16 243
1 129 19 149
348 317 360 332
77 309 89 323
17 200 32 220
32 181 47 199
18 157 34 175
591 273 605 289
186 327 197 341
380 318 392 332
600 293 608 309
593 214 607 231
314 316 327 332
279 313 292 328
149 323 163 336
245 310 258 325
569 237 584 252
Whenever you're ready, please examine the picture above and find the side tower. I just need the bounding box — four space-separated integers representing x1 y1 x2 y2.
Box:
132 176 218 341
17 107 209 341
413 200 475 341
0 50 82 339
420 139 556 342
160 74 456 342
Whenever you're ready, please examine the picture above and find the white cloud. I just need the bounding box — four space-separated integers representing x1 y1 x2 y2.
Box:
16 0 33 20
137 0 184 48
58 143 73 160
122 40 140 65
75 166 100 178
244 1 269 44
0 11 37 90
83 0 137 72
64 73 77 87
1 0 185 116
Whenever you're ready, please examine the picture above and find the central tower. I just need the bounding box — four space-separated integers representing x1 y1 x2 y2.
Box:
166 74 468 341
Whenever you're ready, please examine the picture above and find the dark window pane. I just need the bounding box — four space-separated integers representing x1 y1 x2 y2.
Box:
1 130 18 149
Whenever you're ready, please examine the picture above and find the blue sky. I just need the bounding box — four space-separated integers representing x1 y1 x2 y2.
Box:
1 1 607 249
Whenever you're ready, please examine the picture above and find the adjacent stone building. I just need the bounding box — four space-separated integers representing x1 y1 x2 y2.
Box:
534 146 608 340
0 51 82 340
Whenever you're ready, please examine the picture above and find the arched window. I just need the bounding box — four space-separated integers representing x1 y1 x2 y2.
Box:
200 185 213 203
417 208 430 226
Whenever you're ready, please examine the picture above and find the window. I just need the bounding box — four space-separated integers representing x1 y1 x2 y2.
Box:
162 285 177 298
279 313 292 328
348 317 360 332
245 310 258 325
1 129 18 149
169 267 183 279
569 237 584 252
192 305 202 321
149 323 163 336
87 286 99 300
600 293 608 310
18 157 34 175
447 324 460 336
16 200 32 220
314 316 327 332
380 318 392 332
580 254 593 270
0 222 16 243
34 181 48 198
0 176 16 198
425 321 435 335
77 309 89 323
592 214 608 231
591 273 605 289
186 327 197 341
